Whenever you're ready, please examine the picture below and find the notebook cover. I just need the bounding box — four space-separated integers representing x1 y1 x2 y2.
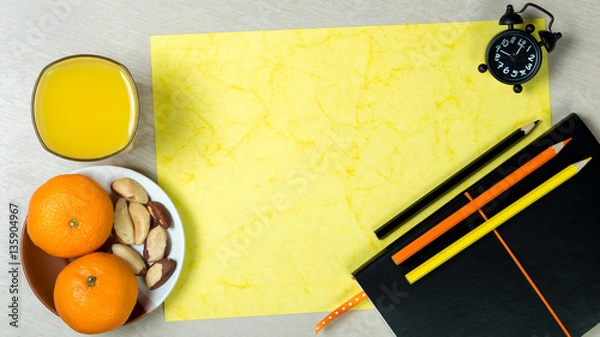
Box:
353 113 600 336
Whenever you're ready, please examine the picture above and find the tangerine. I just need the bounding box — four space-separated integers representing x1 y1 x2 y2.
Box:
53 252 138 334
27 174 114 258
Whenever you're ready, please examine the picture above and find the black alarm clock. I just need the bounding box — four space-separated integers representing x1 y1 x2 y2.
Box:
478 3 562 93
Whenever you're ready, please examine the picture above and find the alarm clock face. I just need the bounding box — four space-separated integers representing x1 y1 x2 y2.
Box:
486 30 542 85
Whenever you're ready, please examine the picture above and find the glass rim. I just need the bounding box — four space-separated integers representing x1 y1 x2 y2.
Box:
31 54 140 162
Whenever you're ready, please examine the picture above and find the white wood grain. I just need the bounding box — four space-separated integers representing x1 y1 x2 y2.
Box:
1 1 599 336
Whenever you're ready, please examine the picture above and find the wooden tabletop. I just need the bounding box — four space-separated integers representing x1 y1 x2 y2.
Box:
2 1 600 336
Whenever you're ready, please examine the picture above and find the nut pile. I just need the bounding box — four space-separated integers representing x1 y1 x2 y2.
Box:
109 177 176 290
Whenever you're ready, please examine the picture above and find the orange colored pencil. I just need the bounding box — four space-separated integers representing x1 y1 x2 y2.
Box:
391 138 571 265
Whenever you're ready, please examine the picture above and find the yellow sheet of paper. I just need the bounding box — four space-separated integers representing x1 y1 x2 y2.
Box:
150 20 551 321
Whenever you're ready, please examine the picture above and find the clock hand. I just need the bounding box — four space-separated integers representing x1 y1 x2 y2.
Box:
499 50 512 57
516 46 523 55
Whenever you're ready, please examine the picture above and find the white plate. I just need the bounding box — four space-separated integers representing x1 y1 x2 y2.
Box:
71 165 185 317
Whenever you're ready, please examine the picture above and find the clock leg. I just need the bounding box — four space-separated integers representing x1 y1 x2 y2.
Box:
478 64 488 73
513 84 523 93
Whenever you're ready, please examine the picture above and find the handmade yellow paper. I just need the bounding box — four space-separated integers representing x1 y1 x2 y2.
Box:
150 20 551 321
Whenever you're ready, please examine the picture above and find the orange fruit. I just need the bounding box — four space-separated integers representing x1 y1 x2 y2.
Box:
27 174 114 258
54 252 138 334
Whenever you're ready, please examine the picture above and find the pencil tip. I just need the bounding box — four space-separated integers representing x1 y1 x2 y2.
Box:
574 157 592 171
522 121 538 135
553 138 572 153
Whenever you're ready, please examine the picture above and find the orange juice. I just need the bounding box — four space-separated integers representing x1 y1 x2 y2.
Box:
33 55 138 160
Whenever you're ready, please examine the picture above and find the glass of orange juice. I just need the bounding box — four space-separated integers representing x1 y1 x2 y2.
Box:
32 55 139 161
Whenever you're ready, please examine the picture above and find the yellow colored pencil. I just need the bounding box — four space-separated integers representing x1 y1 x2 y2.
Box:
405 157 591 285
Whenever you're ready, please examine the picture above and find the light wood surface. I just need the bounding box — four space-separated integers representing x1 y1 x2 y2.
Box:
2 1 600 336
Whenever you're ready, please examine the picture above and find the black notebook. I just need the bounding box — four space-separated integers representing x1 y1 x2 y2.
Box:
353 113 600 337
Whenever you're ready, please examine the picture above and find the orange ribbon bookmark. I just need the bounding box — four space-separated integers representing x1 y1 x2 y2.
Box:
315 291 367 334
392 139 570 265
464 191 572 337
